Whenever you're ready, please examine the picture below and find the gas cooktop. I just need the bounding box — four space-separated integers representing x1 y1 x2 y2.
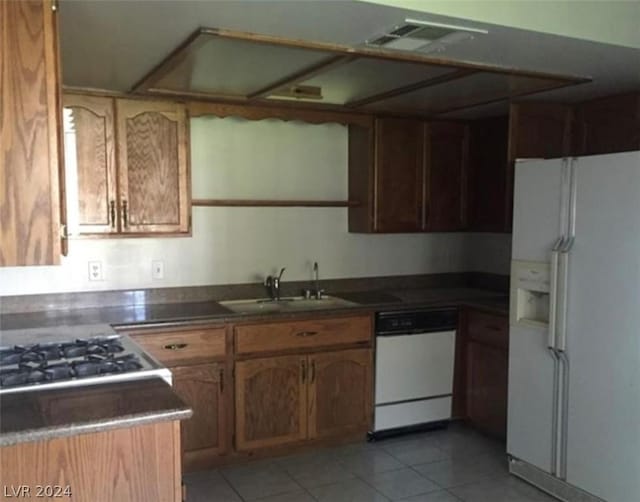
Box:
0 327 171 394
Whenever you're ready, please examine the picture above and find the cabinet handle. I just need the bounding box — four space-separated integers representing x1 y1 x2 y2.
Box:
296 331 318 337
109 200 116 228
219 368 224 393
122 199 128 228
163 343 188 350
310 360 315 383
301 360 306 382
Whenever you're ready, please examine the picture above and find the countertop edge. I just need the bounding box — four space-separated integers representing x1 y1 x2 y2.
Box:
0 407 193 448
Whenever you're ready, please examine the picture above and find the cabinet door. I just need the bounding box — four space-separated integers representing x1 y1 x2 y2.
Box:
116 99 189 234
172 363 226 470
62 95 117 234
374 118 424 232
308 349 372 440
424 122 468 231
466 341 508 439
508 102 572 161
467 117 509 232
1 0 63 266
235 355 307 450
573 93 640 156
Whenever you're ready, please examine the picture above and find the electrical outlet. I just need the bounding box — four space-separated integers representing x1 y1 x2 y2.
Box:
152 260 164 280
88 261 103 281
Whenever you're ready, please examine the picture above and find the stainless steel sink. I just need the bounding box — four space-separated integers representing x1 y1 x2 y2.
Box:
219 295 356 314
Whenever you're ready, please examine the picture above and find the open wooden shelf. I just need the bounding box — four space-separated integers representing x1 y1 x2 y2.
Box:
192 199 360 208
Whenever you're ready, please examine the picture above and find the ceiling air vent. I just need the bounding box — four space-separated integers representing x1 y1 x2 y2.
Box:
366 19 488 54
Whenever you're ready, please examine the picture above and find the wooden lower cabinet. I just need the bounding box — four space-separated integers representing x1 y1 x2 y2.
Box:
0 421 182 502
308 349 372 439
235 349 373 451
235 355 307 451
172 363 227 470
466 340 508 439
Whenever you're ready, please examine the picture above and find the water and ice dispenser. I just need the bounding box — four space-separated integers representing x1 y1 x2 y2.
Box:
510 261 551 328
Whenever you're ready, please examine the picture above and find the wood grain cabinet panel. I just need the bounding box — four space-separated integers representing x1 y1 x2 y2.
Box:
467 117 509 232
308 348 372 439
235 316 371 355
131 328 226 367
235 355 307 451
0 0 63 266
466 340 508 440
374 117 424 232
62 94 117 234
0 421 181 502
116 99 190 234
173 363 227 470
508 103 572 161
424 122 469 231
573 92 640 156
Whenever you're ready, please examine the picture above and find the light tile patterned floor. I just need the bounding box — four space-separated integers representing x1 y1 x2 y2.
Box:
184 424 557 502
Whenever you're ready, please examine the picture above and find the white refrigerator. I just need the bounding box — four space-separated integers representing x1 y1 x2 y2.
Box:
508 151 640 502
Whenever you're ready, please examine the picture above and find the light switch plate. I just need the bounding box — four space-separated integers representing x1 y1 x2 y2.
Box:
88 261 103 281
152 260 164 280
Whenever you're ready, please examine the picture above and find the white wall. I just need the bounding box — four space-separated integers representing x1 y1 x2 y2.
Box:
0 117 510 297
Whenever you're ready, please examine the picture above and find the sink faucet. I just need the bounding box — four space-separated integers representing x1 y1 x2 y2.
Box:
265 267 286 301
313 262 324 300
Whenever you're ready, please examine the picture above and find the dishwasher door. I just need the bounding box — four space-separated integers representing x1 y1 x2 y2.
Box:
374 330 456 432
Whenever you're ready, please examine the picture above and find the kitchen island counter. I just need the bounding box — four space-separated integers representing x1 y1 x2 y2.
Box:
0 377 191 447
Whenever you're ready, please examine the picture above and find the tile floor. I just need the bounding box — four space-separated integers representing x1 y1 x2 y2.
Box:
184 424 557 502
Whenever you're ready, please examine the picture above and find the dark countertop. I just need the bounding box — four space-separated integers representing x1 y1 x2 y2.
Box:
0 378 192 447
0 286 507 447
0 287 508 331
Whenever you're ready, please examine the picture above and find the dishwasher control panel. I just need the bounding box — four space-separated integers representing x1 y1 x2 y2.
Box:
375 308 458 336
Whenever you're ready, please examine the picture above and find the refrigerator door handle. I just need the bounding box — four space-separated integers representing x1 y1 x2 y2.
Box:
557 350 570 480
548 237 564 350
556 240 573 352
548 347 561 476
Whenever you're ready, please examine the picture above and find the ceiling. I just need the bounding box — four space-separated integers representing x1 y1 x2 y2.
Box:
59 0 640 119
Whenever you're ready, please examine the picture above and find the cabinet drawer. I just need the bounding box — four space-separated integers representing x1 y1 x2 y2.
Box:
466 310 508 348
131 328 226 366
235 316 371 355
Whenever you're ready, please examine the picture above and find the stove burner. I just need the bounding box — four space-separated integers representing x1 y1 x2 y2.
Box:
0 335 144 390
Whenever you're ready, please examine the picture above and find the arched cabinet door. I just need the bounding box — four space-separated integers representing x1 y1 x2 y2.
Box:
235 355 308 451
62 95 117 234
116 99 190 234
308 348 372 439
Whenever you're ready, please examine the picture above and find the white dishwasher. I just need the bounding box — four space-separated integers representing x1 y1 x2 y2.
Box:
372 308 457 439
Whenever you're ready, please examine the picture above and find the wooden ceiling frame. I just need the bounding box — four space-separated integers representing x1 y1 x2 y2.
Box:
345 68 477 108
246 54 357 100
131 26 591 116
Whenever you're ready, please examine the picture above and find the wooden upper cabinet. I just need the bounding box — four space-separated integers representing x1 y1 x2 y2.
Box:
1 0 63 266
172 363 227 469
373 117 424 232
62 95 117 234
235 355 307 451
573 92 640 156
467 117 509 232
424 122 468 232
508 102 572 161
308 349 372 439
116 99 190 234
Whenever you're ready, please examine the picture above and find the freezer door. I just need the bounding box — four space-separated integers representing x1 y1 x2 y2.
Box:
507 323 558 473
563 151 640 502
512 159 567 262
